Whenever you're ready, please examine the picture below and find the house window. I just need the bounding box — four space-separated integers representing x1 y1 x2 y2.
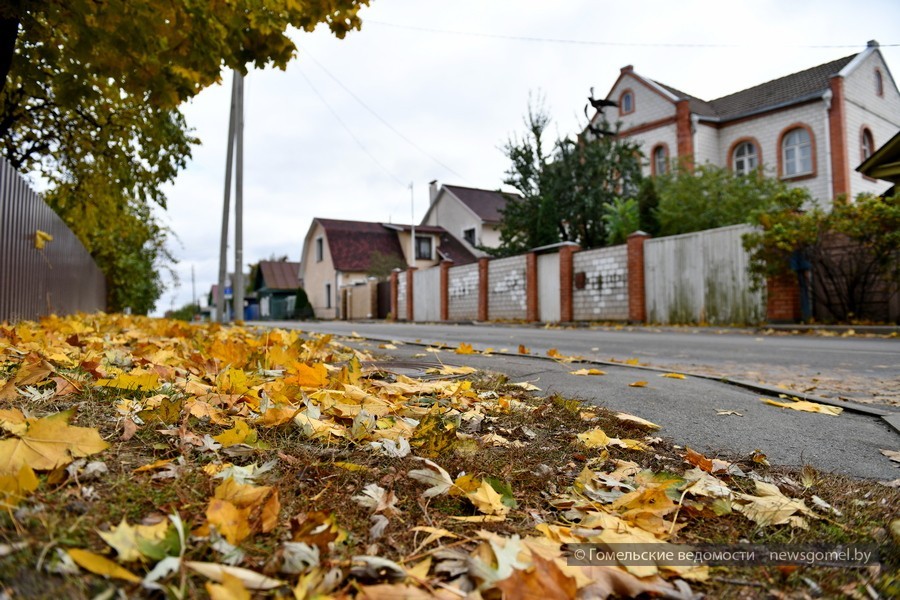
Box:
325 283 332 309
651 145 668 175
462 228 476 246
781 127 813 177
315 237 324 262
733 141 759 175
619 89 634 115
415 236 432 260
861 128 875 161
875 69 884 97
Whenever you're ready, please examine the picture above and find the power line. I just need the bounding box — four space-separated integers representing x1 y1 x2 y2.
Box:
298 69 408 188
298 45 469 183
365 20 899 49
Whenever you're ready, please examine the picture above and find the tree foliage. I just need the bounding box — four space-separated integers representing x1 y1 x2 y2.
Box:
497 100 643 255
1 0 368 313
654 163 789 236
743 191 900 322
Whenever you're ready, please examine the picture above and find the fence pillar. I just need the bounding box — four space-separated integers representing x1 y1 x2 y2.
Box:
389 270 399 321
559 243 580 323
406 267 416 322
627 231 651 323
478 257 490 321
439 260 453 321
526 252 538 322
766 274 801 323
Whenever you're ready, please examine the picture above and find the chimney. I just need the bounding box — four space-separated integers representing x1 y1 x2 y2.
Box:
867 40 879 48
429 180 439 204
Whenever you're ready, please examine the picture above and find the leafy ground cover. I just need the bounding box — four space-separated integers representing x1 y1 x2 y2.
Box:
0 314 898 598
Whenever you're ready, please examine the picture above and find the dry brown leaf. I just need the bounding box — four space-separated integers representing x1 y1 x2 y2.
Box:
496 554 578 600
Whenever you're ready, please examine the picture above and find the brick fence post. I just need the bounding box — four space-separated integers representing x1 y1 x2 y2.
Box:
627 231 651 323
559 243 580 323
406 267 416 322
478 257 490 321
526 252 538 322
389 270 399 321
766 273 801 322
439 260 452 321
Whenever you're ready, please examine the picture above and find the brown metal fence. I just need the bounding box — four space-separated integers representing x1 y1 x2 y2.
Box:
0 157 106 323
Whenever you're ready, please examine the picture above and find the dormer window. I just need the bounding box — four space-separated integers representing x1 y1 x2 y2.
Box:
619 89 634 115
415 236 432 260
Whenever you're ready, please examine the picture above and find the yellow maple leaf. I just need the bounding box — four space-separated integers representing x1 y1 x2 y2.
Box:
467 480 510 516
287 362 329 388
518 344 530 355
217 367 251 395
577 427 611 448
614 412 661 430
761 398 842 415
95 372 159 391
629 381 649 388
0 410 109 472
68 548 141 583
98 518 171 562
455 342 476 355
0 408 27 436
0 464 39 508
207 572 252 600
214 419 258 447
207 498 253 545
570 368 606 376
660 373 686 380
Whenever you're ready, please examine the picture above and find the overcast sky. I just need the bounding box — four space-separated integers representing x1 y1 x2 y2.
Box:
153 0 900 314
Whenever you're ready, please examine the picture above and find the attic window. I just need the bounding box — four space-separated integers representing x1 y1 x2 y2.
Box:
463 228 476 246
619 89 634 115
315 237 324 262
875 68 884 97
861 128 875 161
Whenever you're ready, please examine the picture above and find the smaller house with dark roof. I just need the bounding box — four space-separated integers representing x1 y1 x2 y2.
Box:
251 260 301 320
299 217 476 319
592 41 900 206
420 182 519 255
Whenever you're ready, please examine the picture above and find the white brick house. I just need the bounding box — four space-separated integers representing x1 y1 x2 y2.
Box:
592 41 900 206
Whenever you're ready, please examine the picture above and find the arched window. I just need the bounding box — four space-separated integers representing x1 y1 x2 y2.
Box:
732 141 759 175
619 89 634 115
651 144 668 175
875 69 884 97
861 128 875 161
781 127 813 177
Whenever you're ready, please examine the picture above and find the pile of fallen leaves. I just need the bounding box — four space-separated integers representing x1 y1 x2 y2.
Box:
0 314 898 598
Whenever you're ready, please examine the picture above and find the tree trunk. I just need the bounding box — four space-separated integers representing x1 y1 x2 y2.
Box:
0 17 19 96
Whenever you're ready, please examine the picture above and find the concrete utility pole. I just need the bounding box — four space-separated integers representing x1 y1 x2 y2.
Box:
216 74 238 323
409 182 415 268
233 71 245 321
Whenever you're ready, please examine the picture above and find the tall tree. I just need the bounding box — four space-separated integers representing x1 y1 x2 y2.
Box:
497 100 643 254
1 0 369 313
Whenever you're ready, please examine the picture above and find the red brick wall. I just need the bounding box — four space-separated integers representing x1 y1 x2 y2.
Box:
676 100 694 169
439 260 451 321
526 252 538 322
766 273 800 322
828 76 850 199
389 271 398 321
627 232 650 322
559 244 580 322
478 257 489 321
406 267 416 321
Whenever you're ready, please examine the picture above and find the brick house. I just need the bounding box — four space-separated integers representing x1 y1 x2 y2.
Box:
592 40 900 205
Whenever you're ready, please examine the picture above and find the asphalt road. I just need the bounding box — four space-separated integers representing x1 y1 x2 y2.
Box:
262 321 900 481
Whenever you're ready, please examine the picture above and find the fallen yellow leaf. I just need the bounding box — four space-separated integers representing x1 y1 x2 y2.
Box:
68 548 141 583
467 480 510 516
0 410 109 472
570 368 606 376
628 381 649 388
455 343 476 355
95 372 159 391
761 398 843 416
660 373 686 379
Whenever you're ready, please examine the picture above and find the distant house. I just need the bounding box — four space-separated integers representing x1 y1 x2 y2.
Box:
420 182 518 255
252 260 301 320
592 40 900 206
299 218 475 319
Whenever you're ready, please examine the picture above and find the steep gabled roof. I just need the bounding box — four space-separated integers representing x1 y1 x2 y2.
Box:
857 130 900 185
443 185 518 224
316 218 405 272
256 261 301 291
617 51 862 124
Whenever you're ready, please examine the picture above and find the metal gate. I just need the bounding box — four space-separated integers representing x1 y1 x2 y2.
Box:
538 253 560 322
376 281 391 319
